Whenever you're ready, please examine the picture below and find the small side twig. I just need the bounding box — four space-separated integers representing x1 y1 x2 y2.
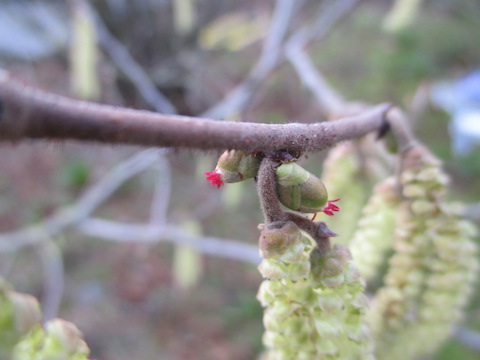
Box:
36 239 64 322
385 107 418 154
0 149 163 252
285 0 359 117
149 155 172 225
76 218 260 264
202 0 299 118
283 212 335 253
87 1 178 114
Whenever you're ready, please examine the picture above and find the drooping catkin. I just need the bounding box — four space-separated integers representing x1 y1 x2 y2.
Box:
320 143 369 244
368 147 479 360
257 222 375 359
349 177 399 282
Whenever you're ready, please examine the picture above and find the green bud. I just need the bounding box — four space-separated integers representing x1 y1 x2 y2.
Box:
258 221 302 259
217 150 261 183
275 162 328 213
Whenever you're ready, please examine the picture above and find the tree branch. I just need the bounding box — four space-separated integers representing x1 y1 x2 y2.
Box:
36 240 64 322
0 70 390 153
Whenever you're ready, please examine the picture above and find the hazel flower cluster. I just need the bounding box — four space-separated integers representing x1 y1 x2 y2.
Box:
320 143 369 243
256 222 374 359
349 177 398 282
367 148 479 360
206 150 340 216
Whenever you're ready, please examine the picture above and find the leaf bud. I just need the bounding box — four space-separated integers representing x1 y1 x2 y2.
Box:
258 221 302 258
217 150 261 183
275 162 328 213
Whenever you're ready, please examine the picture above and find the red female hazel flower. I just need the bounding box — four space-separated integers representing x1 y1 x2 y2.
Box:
322 199 341 216
205 169 224 188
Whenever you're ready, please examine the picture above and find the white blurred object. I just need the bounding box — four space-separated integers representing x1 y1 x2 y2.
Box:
450 110 480 156
431 70 480 156
0 2 68 61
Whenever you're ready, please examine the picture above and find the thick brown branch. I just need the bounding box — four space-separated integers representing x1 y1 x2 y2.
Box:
0 70 389 153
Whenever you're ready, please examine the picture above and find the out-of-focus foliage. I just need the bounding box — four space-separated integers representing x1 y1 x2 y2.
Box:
1 278 90 360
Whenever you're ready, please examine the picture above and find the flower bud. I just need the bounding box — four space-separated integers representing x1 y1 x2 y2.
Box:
275 162 328 213
258 221 302 258
217 150 261 183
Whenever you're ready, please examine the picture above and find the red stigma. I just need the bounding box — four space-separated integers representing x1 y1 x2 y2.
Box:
322 199 340 216
205 169 224 188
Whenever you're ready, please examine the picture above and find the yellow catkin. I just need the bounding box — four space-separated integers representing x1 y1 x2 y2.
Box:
320 143 369 244
350 177 399 282
368 147 479 360
258 232 375 359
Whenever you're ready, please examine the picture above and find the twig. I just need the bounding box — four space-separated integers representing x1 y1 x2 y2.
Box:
287 0 360 50
0 149 163 252
385 107 418 153
285 0 360 116
202 0 299 119
149 155 172 225
257 157 283 224
87 2 177 114
0 71 391 152
286 46 344 116
75 218 260 264
36 239 64 322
